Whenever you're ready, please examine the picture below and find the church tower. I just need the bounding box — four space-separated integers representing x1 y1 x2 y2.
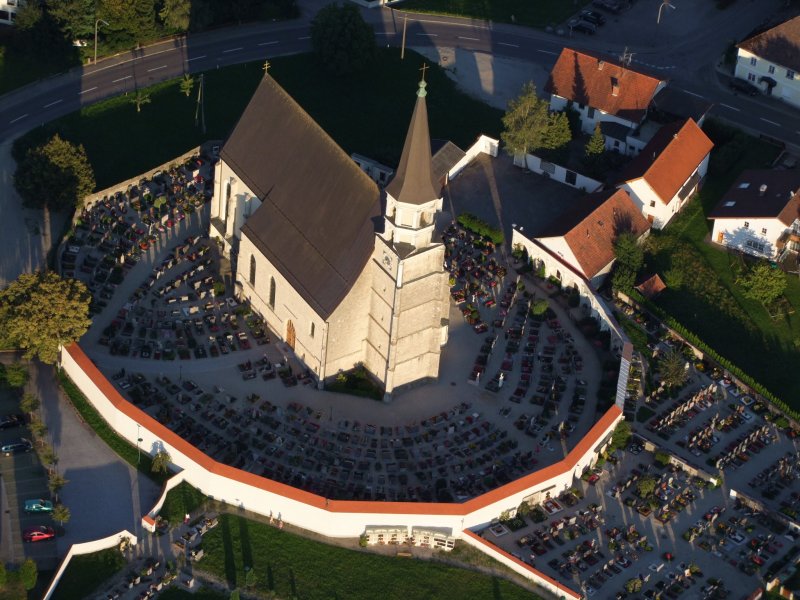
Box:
365 71 450 400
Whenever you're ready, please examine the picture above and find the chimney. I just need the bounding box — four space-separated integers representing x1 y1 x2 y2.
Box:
759 184 767 196
598 60 605 70
611 76 619 97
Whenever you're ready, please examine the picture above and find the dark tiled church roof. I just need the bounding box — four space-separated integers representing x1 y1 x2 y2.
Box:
223 76 381 319
386 81 441 205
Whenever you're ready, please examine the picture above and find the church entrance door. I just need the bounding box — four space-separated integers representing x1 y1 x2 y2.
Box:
286 320 296 350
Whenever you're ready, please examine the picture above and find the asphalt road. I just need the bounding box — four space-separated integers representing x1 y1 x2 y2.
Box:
0 3 798 148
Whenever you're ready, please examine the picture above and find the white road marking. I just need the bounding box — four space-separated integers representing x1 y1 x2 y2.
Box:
681 89 704 98
223 47 243 53
375 32 393 36
147 65 167 72
760 117 780 126
112 75 132 83
258 41 279 46
187 55 206 61
43 99 63 108
9 114 28 124
79 86 98 95
498 42 519 48
537 49 558 55
719 103 740 112
297 36 311 40
416 33 437 37
458 36 480 41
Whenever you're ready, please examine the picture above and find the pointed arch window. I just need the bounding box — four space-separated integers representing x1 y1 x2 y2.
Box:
249 255 256 286
269 277 276 309
223 180 232 227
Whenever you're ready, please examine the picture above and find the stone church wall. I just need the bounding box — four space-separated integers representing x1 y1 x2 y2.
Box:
237 233 325 377
325 262 373 378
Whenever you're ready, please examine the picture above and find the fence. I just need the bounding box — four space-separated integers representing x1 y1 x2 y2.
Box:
43 530 137 600
517 154 602 193
449 135 500 180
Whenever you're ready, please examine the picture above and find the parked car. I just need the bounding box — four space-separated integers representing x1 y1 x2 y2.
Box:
0 414 24 430
593 0 623 13
729 78 759 96
1 439 32 456
23 525 55 543
580 10 607 25
572 21 597 35
24 499 54 514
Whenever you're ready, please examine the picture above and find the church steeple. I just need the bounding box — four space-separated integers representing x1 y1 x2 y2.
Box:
385 70 441 206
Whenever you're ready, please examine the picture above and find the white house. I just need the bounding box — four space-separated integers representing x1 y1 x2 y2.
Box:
544 48 667 155
525 188 650 289
709 170 800 259
734 16 800 109
617 118 713 229
0 0 22 24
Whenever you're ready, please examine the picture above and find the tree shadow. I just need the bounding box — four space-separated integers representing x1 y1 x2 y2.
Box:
220 514 237 587
266 562 275 591
238 515 253 572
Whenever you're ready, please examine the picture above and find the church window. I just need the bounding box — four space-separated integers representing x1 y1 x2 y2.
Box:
249 255 256 286
310 322 315 338
269 277 276 308
223 180 232 227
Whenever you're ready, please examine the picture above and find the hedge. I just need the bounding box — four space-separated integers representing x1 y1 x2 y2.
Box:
457 213 504 244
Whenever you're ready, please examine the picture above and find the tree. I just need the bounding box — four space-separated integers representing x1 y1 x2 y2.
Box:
659 348 688 389
539 111 572 161
654 450 672 467
132 89 152 113
501 82 551 157
48 0 95 40
30 419 49 444
20 392 40 416
310 3 376 77
585 124 606 157
3 362 29 388
19 558 37 591
0 271 91 364
179 73 195 98
609 420 632 452
738 262 787 306
636 475 657 498
52 504 71 526
611 232 644 293
625 578 642 593
151 449 172 474
48 472 68 498
14 134 95 211
159 0 191 32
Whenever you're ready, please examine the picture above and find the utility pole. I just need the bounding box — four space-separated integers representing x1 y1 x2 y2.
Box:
94 19 109 64
401 14 408 60
657 0 676 24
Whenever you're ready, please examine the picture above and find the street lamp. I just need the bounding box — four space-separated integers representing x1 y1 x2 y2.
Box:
657 0 675 24
94 18 109 64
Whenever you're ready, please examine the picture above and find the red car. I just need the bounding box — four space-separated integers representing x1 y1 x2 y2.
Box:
23 525 55 543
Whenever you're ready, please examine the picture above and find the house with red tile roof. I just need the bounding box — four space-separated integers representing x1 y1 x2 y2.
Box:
709 169 800 259
544 48 667 155
529 188 650 288
617 118 713 229
734 15 800 109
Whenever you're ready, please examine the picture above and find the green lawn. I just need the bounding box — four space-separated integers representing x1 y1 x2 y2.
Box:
399 0 589 28
57 372 169 484
160 481 208 526
644 121 800 407
16 49 503 191
51 548 126 600
197 513 537 599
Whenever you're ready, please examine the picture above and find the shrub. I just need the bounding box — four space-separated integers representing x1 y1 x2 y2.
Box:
456 213 504 244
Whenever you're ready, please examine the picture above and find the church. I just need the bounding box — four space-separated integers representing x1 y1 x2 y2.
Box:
208 72 451 399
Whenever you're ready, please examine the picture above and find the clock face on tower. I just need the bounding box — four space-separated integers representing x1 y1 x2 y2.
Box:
382 253 393 269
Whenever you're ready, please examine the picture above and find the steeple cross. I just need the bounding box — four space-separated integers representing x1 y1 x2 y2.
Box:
419 63 429 82
263 60 271 76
